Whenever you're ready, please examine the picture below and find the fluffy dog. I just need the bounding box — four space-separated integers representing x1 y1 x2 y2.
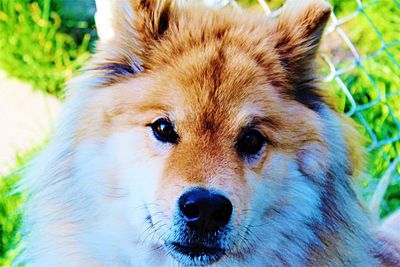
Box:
19 0 400 266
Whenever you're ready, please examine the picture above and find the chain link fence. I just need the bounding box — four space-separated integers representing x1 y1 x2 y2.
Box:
203 0 400 219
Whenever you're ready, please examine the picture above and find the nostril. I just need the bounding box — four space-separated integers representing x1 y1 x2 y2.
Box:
212 207 232 223
182 202 200 220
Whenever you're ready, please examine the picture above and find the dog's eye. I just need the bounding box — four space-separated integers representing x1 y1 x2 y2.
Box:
150 118 178 144
236 129 266 156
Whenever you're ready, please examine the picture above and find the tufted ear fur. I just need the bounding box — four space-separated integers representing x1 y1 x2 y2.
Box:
93 0 176 84
272 0 332 109
113 0 175 51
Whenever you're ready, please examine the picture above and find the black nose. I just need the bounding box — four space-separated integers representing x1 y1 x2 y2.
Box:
178 188 233 233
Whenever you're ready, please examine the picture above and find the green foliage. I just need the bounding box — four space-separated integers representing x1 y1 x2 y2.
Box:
0 170 23 267
383 175 400 216
0 147 41 266
237 0 284 9
326 0 400 218
0 0 94 98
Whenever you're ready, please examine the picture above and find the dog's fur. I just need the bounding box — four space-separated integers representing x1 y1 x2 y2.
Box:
19 0 400 266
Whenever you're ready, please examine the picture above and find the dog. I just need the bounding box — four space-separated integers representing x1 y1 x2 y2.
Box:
18 0 400 266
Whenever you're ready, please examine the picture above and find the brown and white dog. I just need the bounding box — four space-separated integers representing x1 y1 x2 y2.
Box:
19 0 400 266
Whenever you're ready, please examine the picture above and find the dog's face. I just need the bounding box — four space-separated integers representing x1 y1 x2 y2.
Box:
73 0 337 265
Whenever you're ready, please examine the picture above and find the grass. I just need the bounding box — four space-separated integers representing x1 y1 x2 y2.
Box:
0 0 95 99
0 147 41 266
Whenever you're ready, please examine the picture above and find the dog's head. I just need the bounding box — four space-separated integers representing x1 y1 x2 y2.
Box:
70 0 361 265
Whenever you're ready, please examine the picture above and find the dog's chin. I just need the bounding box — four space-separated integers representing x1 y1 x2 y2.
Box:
166 241 225 266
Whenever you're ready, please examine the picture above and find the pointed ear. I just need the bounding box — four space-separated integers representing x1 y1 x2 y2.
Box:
113 0 175 46
273 0 332 109
93 0 176 84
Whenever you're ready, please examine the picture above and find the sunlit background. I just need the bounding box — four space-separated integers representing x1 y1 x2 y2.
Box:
0 0 399 265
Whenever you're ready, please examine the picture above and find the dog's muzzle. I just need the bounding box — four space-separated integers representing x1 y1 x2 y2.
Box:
166 187 233 265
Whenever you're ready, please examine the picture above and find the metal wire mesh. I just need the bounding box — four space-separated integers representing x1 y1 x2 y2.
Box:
206 0 400 218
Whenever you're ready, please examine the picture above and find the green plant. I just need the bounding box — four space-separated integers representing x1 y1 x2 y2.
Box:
326 0 400 218
0 0 93 98
0 146 41 266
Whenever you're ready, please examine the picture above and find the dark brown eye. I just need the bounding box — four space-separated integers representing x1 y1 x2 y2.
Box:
150 118 178 144
236 129 266 156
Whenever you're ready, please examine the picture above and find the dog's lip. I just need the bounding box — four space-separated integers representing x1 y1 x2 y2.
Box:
171 242 224 254
167 241 225 264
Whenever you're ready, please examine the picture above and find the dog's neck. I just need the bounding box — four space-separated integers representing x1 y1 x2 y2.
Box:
292 106 377 266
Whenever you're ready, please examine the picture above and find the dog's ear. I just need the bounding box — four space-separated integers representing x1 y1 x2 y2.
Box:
93 0 176 84
272 0 332 109
113 0 175 49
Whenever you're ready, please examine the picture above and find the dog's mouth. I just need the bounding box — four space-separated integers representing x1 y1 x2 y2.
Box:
167 241 225 265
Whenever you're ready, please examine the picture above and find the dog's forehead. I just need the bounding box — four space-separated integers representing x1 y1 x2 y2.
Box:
138 11 289 129
150 46 283 130
94 8 305 138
